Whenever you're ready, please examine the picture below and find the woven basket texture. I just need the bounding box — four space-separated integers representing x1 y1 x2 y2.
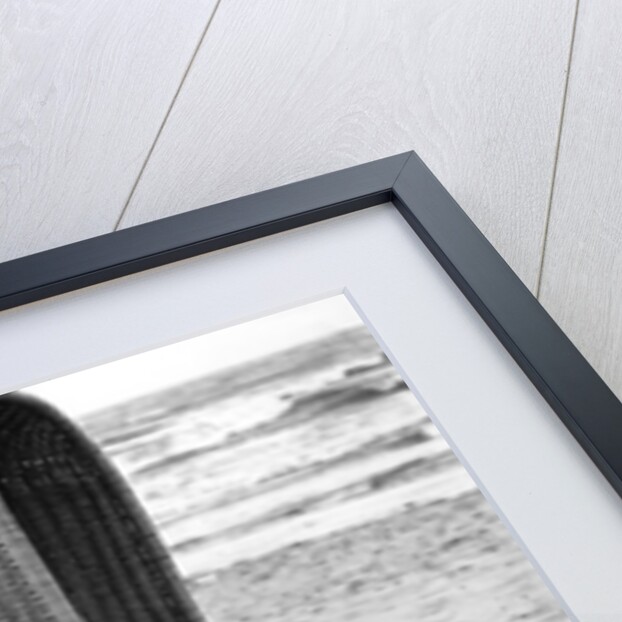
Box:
0 394 206 622
0 494 84 621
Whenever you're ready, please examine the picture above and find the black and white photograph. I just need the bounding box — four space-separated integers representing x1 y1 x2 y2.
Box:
4 2 622 619
2 295 567 621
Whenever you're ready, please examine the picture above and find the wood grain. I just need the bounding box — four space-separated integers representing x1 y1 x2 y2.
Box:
0 0 218 262
119 0 576 290
539 1 622 400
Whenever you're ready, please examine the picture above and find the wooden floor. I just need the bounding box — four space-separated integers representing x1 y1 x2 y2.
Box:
2 0 620 398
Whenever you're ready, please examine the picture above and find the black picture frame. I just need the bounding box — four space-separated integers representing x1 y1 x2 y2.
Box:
1 150 621 501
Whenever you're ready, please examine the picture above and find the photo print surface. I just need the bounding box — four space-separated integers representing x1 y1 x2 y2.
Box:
20 295 567 622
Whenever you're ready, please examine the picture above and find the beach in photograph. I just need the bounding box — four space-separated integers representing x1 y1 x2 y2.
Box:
68 324 567 622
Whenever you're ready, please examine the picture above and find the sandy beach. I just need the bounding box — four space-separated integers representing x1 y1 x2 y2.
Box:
74 325 567 622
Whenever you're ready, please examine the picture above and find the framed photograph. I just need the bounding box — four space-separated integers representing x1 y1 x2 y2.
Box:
1 152 620 621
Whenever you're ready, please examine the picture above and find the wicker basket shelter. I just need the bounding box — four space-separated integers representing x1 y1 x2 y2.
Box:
0 393 206 622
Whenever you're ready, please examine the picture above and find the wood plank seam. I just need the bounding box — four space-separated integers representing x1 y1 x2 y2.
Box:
535 0 581 299
112 0 226 232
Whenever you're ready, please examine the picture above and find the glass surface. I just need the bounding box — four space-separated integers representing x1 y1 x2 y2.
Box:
23 294 568 622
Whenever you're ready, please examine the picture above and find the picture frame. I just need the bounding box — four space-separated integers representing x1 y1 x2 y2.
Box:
1 151 621 619
2 151 621 498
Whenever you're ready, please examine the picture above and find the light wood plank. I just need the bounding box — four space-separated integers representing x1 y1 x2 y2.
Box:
120 0 576 290
0 0 218 262
539 1 622 399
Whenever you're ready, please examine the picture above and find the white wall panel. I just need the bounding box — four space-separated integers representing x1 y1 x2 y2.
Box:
119 0 576 289
539 1 622 399
0 0 218 261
